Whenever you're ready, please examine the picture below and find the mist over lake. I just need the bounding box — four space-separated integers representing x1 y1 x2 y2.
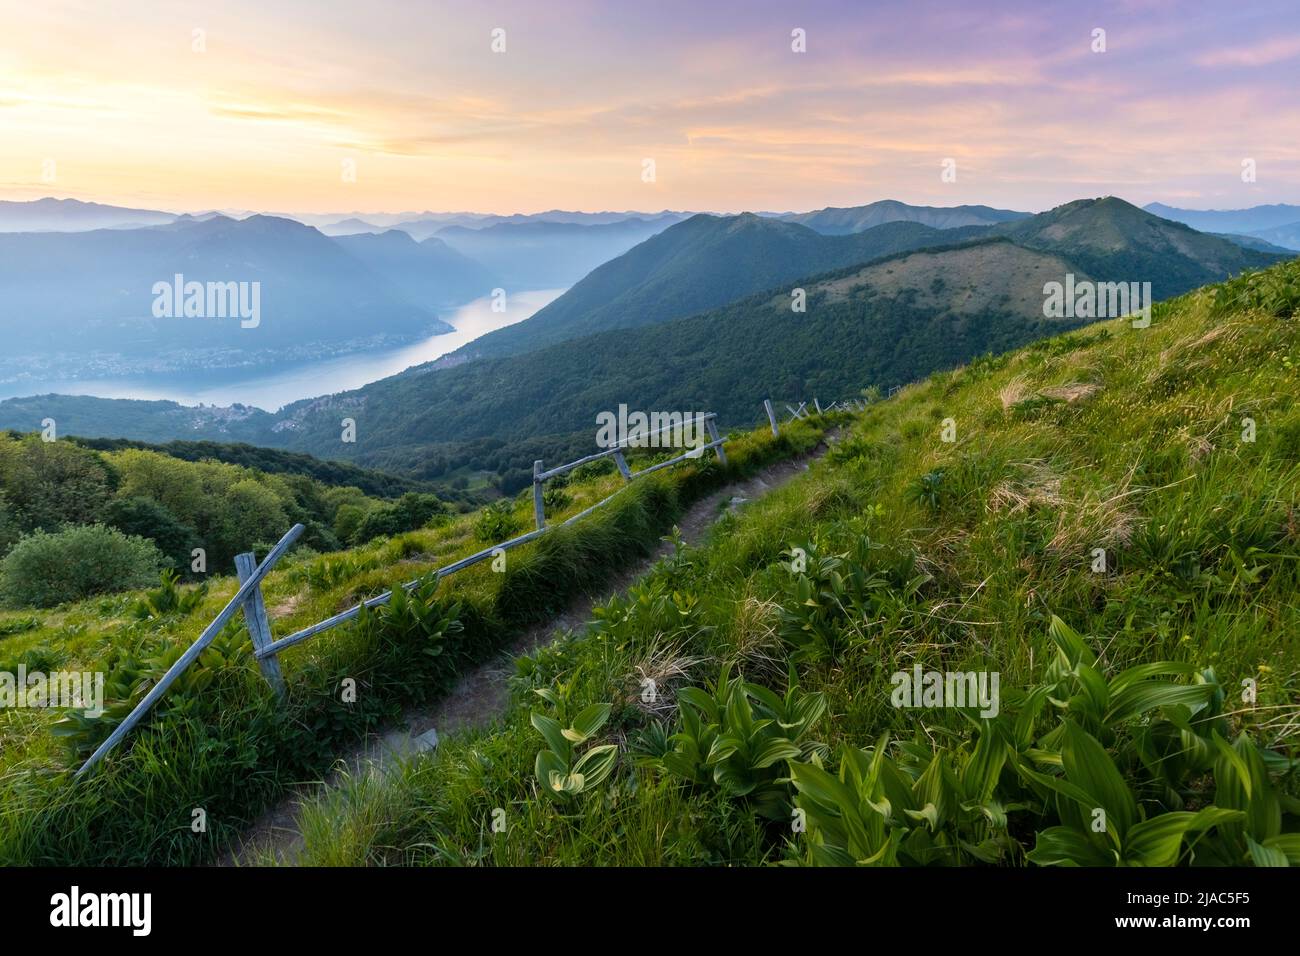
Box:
0 288 563 412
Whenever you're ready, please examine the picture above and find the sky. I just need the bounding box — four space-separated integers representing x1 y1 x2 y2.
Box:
1 0 1298 215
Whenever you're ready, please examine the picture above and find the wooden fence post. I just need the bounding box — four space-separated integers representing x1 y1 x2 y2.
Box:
764 399 778 437
236 552 285 698
533 460 546 529
613 449 632 480
704 417 727 465
76 523 304 778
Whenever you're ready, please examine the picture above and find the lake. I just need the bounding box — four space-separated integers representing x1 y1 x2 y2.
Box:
4 289 564 412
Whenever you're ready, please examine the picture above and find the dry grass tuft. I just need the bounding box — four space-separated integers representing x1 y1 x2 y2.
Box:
1039 382 1101 404
987 460 1063 515
625 640 707 717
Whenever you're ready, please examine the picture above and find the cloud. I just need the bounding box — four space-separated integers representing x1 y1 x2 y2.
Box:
1196 35 1300 67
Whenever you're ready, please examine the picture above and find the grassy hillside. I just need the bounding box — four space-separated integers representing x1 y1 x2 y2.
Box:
275 258 1300 867
0 419 835 864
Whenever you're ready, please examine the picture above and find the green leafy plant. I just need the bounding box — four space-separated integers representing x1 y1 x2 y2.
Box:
474 501 520 544
130 569 209 620
531 692 619 803
907 469 946 510
789 726 1021 866
661 664 825 818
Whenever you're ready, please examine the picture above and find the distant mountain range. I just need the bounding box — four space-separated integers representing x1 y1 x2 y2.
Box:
429 215 689 288
1144 202 1300 251
771 199 1028 234
0 214 453 357
0 197 177 232
3 196 1287 485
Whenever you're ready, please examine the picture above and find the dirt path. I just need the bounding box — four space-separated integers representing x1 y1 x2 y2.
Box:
223 430 838 865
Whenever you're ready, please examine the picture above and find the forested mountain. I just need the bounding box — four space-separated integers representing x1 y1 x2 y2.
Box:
994 197 1288 298
452 214 980 360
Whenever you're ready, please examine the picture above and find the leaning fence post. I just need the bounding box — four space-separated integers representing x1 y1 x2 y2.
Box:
532 460 546 529
814 397 822 415
704 416 727 466
235 552 285 698
76 522 304 778
764 399 778 437
613 449 632 480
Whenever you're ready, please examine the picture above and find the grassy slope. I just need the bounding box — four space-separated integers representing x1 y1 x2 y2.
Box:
281 261 1300 866
0 418 832 864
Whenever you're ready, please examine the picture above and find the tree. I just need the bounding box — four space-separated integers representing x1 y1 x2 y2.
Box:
0 434 113 532
104 496 201 573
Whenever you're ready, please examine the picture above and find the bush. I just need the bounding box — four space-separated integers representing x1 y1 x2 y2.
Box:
0 524 164 608
353 492 447 543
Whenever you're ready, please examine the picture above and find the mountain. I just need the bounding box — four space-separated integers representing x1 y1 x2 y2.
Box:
5 197 1285 484
775 199 1028 234
431 215 688 288
0 236 1089 477
996 197 1288 298
391 210 694 240
331 230 499 307
0 215 452 355
1241 221 1300 252
1212 232 1298 254
318 217 386 236
261 237 1092 480
451 214 988 361
0 197 176 232
1144 201 1300 234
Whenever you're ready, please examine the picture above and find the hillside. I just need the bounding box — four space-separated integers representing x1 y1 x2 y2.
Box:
265 238 1090 482
3 258 1295 867
272 254 1300 867
61 435 450 499
333 230 500 307
1006 198 1288 297
777 199 1027 234
453 214 975 360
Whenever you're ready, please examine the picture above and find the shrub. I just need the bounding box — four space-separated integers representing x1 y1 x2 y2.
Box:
0 524 164 608
474 501 520 543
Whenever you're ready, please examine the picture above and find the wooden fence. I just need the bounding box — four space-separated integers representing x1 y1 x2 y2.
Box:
75 400 847 777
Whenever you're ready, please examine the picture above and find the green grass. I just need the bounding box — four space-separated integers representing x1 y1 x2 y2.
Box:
0 417 832 865
274 260 1300 867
